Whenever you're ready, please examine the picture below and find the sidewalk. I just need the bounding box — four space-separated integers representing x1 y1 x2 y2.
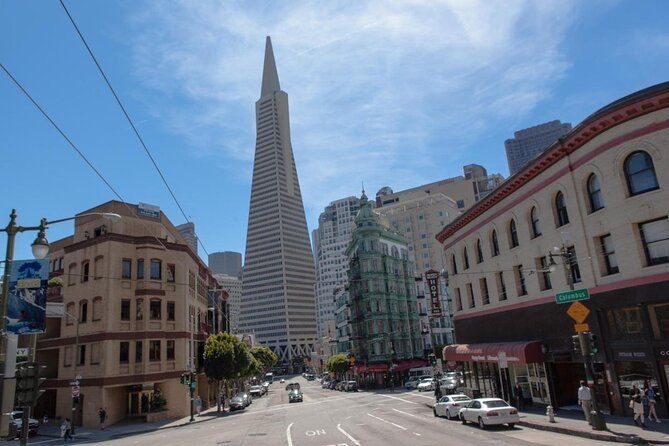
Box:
425 399 669 444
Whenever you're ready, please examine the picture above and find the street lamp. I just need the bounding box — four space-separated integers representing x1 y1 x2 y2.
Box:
0 209 120 439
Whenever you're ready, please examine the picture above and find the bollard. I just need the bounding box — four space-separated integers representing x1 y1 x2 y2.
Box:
546 405 556 423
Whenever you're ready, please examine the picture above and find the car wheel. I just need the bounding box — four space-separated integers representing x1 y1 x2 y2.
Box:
433 408 438 417
460 414 467 424
478 417 486 430
445 409 451 420
507 423 515 429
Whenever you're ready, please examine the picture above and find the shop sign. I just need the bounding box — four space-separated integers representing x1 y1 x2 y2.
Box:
556 288 590 304
425 269 443 318
614 350 649 361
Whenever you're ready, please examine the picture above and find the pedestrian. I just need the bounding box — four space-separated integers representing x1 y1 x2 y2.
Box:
98 407 107 430
61 418 73 443
577 380 592 425
434 381 442 401
43 414 48 426
644 380 661 423
195 395 203 415
513 382 525 411
631 393 647 428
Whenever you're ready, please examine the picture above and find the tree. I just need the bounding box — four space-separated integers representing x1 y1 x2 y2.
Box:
203 332 253 410
249 346 278 375
326 353 350 378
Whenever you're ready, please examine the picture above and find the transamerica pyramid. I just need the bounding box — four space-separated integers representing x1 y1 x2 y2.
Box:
240 37 317 366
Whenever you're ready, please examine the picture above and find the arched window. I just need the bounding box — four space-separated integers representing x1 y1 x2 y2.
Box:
625 151 659 196
509 219 519 248
476 239 484 264
451 254 458 275
555 192 569 227
587 174 604 212
463 247 470 270
79 300 88 323
491 230 500 257
530 207 541 238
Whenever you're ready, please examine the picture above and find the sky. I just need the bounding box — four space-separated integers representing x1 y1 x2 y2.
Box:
2 0 668 264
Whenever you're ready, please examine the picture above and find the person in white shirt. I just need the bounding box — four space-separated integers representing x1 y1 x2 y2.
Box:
577 380 592 424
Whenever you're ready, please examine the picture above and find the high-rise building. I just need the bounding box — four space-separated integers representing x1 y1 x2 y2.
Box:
175 222 198 254
505 120 572 175
209 251 242 278
240 37 317 364
213 273 241 333
312 196 362 339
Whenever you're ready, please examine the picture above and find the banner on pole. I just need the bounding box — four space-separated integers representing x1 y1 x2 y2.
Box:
6 259 49 334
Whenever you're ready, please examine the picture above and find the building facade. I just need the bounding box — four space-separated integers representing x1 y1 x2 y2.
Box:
213 273 241 333
208 251 242 278
437 82 669 415
505 120 572 175
240 37 317 364
36 201 223 428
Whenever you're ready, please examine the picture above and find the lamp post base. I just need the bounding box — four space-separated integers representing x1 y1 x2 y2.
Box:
590 411 607 431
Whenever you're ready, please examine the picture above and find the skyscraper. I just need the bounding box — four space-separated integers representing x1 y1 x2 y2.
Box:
505 120 572 175
240 37 317 364
175 222 198 254
209 251 242 277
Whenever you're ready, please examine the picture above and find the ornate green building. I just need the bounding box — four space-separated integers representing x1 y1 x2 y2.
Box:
345 192 425 382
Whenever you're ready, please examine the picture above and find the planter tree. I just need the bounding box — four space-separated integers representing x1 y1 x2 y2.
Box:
326 353 350 380
203 332 252 410
250 346 279 376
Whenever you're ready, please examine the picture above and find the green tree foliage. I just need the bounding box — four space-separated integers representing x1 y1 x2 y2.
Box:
326 353 350 376
203 332 252 382
249 346 278 374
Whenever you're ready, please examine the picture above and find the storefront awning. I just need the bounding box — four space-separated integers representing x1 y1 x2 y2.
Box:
442 341 545 365
354 363 389 373
394 359 428 372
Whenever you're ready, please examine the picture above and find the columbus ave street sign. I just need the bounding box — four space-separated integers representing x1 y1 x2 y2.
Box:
555 288 590 304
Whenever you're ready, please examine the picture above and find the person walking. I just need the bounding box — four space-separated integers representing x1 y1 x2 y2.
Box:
513 382 525 411
631 393 647 428
98 408 107 430
434 381 442 402
577 380 592 425
61 418 73 443
644 380 661 423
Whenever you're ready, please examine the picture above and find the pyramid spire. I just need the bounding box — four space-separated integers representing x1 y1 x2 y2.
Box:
261 36 281 96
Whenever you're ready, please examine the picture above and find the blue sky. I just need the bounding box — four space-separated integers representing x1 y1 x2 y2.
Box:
2 0 668 263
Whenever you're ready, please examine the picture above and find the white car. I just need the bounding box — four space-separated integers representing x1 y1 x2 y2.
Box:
417 378 434 392
433 394 472 419
459 398 519 429
405 375 431 390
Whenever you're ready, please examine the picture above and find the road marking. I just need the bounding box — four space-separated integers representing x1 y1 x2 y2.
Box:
286 422 294 446
337 423 361 446
413 432 421 436
367 413 407 430
393 408 425 419
378 394 418 404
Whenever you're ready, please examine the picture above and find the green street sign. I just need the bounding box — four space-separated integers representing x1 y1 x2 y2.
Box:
555 288 590 304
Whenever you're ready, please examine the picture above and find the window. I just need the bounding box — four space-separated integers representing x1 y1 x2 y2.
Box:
476 239 483 263
135 341 143 362
515 265 527 296
149 340 161 361
456 200 465 209
530 207 541 238
625 151 659 196
467 283 475 308
136 299 144 321
66 302 75 325
167 264 175 283
451 254 458 275
92 296 103 321
555 192 569 227
68 263 77 285
497 272 507 301
640 218 669 266
509 219 519 248
567 246 582 283
600 234 619 275
94 256 103 279
587 174 604 212
137 259 145 280
491 230 500 256
78 345 86 366
463 247 470 270
122 259 132 279
64 346 72 367
538 256 552 291
167 302 175 321
454 288 462 311
166 340 175 360
79 301 88 323
648 303 669 340
606 307 643 340
90 343 101 365
121 300 130 321
480 277 489 305
81 261 90 282
150 299 162 320
120 342 129 363
150 259 162 280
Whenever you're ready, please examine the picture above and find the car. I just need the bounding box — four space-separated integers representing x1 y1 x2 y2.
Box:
321 380 331 389
280 378 285 384
336 381 347 391
434 394 472 419
459 398 519 429
328 379 338 390
443 371 464 385
288 389 303 403
249 385 263 398
405 375 432 390
305 373 315 381
238 391 252 406
417 378 435 392
261 382 270 394
438 377 460 394
345 381 359 392
10 411 39 437
229 395 247 411
285 382 301 391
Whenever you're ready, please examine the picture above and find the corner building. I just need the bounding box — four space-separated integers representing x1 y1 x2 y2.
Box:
437 82 669 416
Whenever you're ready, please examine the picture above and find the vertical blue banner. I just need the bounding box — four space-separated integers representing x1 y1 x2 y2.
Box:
6 259 49 334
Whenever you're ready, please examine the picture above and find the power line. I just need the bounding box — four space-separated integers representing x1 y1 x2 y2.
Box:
59 0 210 258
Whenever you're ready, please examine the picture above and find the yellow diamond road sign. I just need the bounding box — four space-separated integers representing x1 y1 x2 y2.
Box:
567 301 590 324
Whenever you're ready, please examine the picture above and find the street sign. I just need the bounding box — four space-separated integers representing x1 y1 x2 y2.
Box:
574 323 590 332
71 386 80 397
555 288 590 304
16 348 30 357
567 301 590 324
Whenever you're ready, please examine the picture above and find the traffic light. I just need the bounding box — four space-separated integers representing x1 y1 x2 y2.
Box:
589 333 601 354
429 353 437 367
571 335 582 356
180 373 190 385
190 373 197 389
15 362 45 406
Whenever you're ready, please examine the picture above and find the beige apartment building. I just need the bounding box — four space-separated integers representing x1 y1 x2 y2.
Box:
437 82 669 416
36 201 223 428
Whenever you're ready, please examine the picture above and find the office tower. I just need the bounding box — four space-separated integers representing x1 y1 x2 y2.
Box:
214 273 241 333
240 37 317 364
208 251 242 277
505 120 572 175
175 222 198 254
313 196 362 339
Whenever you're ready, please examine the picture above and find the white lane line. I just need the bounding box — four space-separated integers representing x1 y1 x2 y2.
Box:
414 432 421 436
286 421 294 446
378 394 418 405
367 413 407 430
337 423 361 446
393 408 427 419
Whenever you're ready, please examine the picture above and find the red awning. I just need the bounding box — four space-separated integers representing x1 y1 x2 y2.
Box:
442 341 545 365
353 363 389 373
394 359 428 372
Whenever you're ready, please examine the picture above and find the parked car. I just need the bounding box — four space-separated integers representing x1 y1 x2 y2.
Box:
345 381 359 392
443 371 464 385
249 385 263 398
238 391 252 406
417 378 435 392
433 394 472 419
405 375 428 390
261 382 270 394
229 395 247 411
305 373 315 381
328 380 339 390
438 377 460 395
288 389 303 403
336 381 347 391
459 398 519 429
10 411 39 437
280 378 285 384
321 380 331 389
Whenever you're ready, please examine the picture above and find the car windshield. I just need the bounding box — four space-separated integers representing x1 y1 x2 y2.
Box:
420 379 432 383
483 400 509 408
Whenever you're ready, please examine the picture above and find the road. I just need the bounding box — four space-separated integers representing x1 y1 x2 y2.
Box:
30 376 621 445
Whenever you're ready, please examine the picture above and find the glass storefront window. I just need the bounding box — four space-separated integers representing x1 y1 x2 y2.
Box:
607 307 644 340
615 361 658 399
648 303 669 339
